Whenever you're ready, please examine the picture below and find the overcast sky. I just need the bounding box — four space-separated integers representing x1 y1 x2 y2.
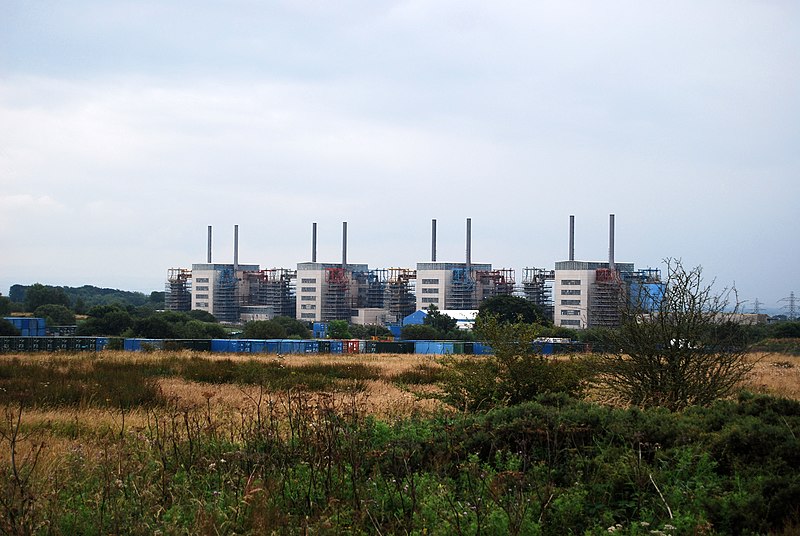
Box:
1 1 798 312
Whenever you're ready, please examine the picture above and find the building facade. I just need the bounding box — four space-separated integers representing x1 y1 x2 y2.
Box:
191 263 260 323
415 262 493 311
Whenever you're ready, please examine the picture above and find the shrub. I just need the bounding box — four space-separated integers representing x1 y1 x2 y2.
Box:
595 259 754 411
439 314 590 411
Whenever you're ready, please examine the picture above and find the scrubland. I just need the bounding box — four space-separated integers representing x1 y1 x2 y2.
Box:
1 350 799 534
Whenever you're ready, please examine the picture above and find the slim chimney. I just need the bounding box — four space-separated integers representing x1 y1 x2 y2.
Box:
207 225 212 263
233 224 239 272
431 219 437 262
312 222 317 263
466 218 472 269
342 221 347 267
569 215 575 262
608 214 615 271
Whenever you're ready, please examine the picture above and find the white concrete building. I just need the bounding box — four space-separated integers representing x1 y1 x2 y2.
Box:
191 263 259 322
295 262 369 322
553 260 634 329
415 262 492 311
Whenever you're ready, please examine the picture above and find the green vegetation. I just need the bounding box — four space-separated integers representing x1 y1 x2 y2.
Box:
33 304 76 326
440 314 589 411
2 382 799 534
327 319 352 339
0 319 20 336
0 356 382 408
595 260 754 411
0 295 13 316
348 323 393 339
400 305 475 341
11 283 163 311
478 294 549 325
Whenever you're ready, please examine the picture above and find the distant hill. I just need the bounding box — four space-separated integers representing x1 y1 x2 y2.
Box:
9 284 165 310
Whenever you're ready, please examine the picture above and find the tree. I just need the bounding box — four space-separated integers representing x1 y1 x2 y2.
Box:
0 296 12 316
129 316 180 339
423 305 457 334
349 324 392 339
0 319 20 336
77 305 135 336
33 304 76 326
187 309 218 323
478 295 547 325
272 316 312 339
770 321 800 339
242 320 287 339
440 314 587 411
327 320 352 339
596 259 754 411
23 283 71 312
400 324 440 340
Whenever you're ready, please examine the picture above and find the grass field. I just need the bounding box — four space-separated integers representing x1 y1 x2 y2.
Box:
1 350 799 534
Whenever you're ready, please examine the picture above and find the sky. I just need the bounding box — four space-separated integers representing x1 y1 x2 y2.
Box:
1 1 798 313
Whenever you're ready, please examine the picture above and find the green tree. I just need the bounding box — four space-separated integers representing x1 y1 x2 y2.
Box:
349 324 392 339
0 318 20 336
76 305 135 336
596 259 754 411
478 294 547 325
242 320 287 339
187 309 218 323
73 297 88 315
129 316 180 339
23 283 71 312
272 316 312 338
182 320 228 339
423 305 457 334
440 314 587 411
34 304 76 326
0 295 12 316
327 320 352 339
400 324 440 340
770 321 800 339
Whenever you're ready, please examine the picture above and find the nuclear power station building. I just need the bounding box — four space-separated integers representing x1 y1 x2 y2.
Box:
165 215 659 329
553 214 661 329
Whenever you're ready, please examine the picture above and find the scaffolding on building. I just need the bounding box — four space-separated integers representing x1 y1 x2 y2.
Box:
322 267 351 321
165 268 192 312
621 268 663 313
589 268 625 328
386 268 416 323
214 266 239 323
522 267 555 320
474 269 515 304
243 268 297 318
351 269 387 310
448 267 476 310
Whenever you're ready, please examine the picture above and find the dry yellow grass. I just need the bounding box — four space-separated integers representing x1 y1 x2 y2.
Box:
744 352 800 400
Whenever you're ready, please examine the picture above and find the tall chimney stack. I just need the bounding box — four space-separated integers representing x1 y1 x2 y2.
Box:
569 215 575 261
431 219 437 262
233 224 239 272
608 214 616 271
207 225 212 263
312 222 317 263
342 221 347 267
466 218 472 270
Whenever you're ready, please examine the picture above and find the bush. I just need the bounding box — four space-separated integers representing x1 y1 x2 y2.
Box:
242 320 287 339
33 304 76 326
439 314 590 411
596 259 754 411
0 318 20 336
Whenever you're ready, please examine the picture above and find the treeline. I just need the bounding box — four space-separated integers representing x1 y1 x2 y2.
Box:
7 283 164 312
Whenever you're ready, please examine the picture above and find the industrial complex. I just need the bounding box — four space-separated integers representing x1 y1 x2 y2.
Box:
165 215 662 330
